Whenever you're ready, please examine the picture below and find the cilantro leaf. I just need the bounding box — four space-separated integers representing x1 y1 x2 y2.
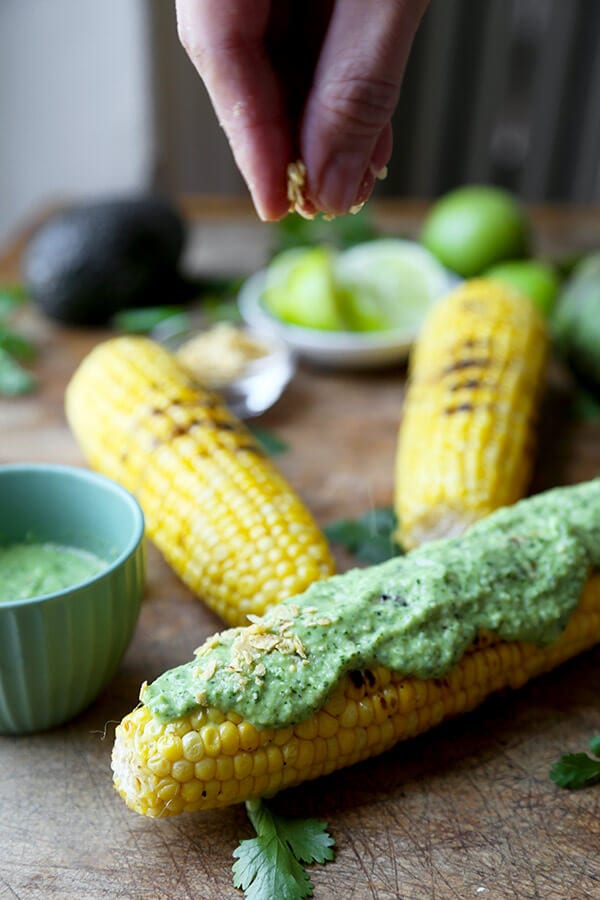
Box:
550 745 600 790
232 799 335 900
111 306 188 334
273 815 335 865
0 347 36 396
325 506 403 563
0 284 27 319
202 295 244 325
0 326 37 361
249 426 288 456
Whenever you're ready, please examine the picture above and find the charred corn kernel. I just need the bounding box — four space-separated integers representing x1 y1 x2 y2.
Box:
65 336 334 625
112 574 600 817
396 280 548 549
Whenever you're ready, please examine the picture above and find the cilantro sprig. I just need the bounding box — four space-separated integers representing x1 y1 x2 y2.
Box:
248 425 288 456
325 506 403 564
550 734 600 789
0 285 37 396
233 799 335 899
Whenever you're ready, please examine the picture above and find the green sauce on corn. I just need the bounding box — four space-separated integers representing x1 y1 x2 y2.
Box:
143 480 600 729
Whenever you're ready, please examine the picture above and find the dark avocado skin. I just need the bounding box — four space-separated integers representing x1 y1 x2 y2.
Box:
24 196 186 325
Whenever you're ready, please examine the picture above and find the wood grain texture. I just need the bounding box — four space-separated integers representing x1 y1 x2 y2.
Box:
1 200 600 900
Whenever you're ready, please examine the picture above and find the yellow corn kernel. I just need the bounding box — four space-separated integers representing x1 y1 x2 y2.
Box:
233 752 253 781
219 721 240 755
216 757 234 783
171 760 194 783
182 732 204 763
395 280 548 549
194 758 215 782
65 336 334 626
112 574 600 818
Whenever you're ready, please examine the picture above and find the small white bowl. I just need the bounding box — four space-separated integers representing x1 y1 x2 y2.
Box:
153 316 296 419
238 269 451 369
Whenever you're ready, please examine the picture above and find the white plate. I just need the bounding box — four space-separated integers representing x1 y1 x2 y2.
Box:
238 269 453 369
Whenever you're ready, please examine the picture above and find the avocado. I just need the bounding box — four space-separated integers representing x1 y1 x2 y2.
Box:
23 196 187 325
553 254 600 393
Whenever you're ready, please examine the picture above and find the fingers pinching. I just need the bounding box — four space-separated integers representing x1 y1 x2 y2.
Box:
175 0 291 220
300 0 428 216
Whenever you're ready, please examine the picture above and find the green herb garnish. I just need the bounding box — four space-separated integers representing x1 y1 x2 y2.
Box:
0 284 27 318
0 347 36 395
111 306 188 334
249 426 288 456
0 284 37 394
550 734 600 789
233 799 335 900
202 289 245 325
273 210 379 254
325 506 403 563
0 326 37 361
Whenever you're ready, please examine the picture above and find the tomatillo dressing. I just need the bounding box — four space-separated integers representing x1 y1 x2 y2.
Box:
0 542 107 602
143 480 600 730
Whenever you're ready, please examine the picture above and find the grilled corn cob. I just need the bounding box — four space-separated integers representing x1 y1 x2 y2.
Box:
112 481 600 817
113 577 600 817
395 279 548 550
65 336 334 625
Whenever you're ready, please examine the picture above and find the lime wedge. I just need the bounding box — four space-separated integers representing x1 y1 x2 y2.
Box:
261 247 345 331
335 239 455 332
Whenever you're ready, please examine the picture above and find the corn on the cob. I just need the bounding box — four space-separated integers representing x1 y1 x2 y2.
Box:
65 336 334 625
112 479 600 817
395 279 548 550
112 574 600 817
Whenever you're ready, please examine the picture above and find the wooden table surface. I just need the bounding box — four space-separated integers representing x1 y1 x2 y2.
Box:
1 199 600 900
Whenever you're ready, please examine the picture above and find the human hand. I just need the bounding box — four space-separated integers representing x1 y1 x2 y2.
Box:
176 0 429 221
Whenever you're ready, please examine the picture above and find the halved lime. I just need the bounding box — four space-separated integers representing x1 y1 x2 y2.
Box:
334 239 457 332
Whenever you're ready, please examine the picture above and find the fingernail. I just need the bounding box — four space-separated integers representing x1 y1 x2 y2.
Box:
318 151 369 215
356 170 376 206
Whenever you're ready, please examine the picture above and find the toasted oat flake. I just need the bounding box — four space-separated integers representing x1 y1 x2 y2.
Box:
195 634 222 657
287 160 317 219
203 659 218 681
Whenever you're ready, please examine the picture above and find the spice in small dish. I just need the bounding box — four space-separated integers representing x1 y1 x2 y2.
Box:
174 322 268 390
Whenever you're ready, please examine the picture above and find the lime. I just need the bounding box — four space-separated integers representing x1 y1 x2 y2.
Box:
261 240 455 333
261 247 345 330
334 239 455 331
421 185 529 277
483 260 560 316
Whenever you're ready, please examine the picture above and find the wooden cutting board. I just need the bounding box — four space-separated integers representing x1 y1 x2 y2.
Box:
1 199 600 900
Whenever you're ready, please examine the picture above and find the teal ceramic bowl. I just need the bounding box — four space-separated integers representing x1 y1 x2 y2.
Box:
0 464 145 734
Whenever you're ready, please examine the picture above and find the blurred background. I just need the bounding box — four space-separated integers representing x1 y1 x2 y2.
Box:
2 0 600 248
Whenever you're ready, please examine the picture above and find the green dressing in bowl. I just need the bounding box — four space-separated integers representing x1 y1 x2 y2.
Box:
0 542 107 602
